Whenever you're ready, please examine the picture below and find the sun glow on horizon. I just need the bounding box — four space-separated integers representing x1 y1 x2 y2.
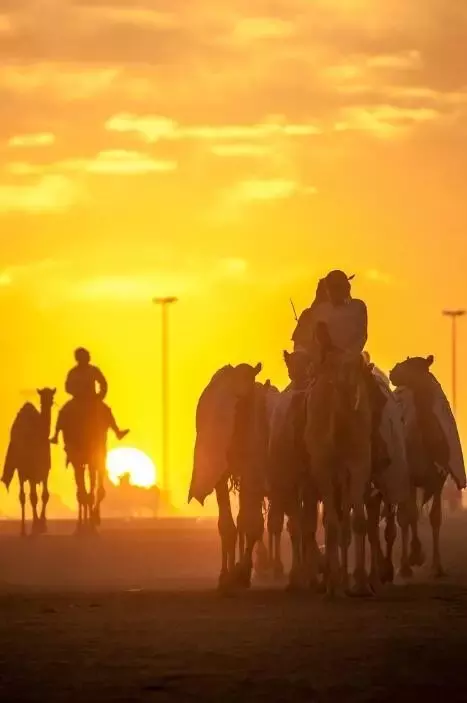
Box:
107 448 157 488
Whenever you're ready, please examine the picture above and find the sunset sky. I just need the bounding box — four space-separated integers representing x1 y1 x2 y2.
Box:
1 0 467 516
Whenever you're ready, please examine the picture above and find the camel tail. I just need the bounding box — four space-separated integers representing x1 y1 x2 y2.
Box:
2 440 17 489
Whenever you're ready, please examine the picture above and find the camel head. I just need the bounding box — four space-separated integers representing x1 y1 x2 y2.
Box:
37 387 57 407
389 355 434 388
283 350 311 384
233 362 262 396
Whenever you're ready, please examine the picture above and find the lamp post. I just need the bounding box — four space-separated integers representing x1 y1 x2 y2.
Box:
153 296 178 502
442 310 465 416
442 309 465 511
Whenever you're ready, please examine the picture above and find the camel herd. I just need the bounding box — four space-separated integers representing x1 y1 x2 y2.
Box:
0 346 463 604
190 353 465 596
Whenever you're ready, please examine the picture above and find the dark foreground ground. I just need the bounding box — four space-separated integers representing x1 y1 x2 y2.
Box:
1 514 467 702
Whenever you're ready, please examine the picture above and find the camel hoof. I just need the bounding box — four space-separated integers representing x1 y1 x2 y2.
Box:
287 567 306 592
432 566 447 579
314 579 327 595
324 585 345 600
369 573 383 595
399 564 413 579
217 570 234 594
381 560 395 584
346 582 373 598
232 562 252 590
340 571 350 592
273 562 285 581
409 546 426 568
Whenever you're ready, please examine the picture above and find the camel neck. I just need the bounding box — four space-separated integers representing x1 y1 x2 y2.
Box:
40 403 53 433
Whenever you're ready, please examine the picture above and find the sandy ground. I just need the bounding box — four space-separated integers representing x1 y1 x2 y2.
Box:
1 514 467 702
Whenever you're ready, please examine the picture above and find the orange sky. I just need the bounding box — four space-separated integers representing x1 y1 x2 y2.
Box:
1 0 467 516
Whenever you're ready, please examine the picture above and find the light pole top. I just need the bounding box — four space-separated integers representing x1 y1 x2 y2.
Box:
443 309 466 318
153 296 178 305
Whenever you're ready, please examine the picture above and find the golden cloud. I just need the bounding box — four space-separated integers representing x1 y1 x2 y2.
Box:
0 175 81 213
8 132 56 147
7 150 177 176
105 113 321 143
334 104 439 137
0 64 120 100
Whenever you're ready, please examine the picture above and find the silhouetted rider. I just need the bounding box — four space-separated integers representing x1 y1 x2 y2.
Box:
51 348 128 444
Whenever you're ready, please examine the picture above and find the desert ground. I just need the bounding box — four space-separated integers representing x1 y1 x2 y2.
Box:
1 512 467 702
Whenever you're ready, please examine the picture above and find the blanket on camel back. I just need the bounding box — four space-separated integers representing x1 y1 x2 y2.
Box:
394 375 466 491
371 367 410 505
189 367 271 506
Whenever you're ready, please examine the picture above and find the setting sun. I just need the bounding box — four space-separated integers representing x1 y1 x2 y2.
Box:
107 448 157 489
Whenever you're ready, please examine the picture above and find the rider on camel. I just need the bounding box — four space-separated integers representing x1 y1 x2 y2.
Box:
293 270 366 368
292 270 389 469
50 348 129 444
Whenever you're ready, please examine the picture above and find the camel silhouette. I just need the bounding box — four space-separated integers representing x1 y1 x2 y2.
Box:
2 388 56 536
57 399 109 533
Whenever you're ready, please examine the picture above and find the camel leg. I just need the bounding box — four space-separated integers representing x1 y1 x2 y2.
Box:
339 510 351 592
234 483 263 589
399 496 414 578
287 508 304 590
409 488 425 567
323 503 341 597
91 458 107 528
30 483 39 535
382 504 396 584
268 500 285 580
350 498 371 596
238 525 245 563
39 479 50 533
267 521 274 572
430 488 446 578
215 479 237 590
74 465 87 534
366 492 384 593
254 534 270 581
302 486 322 591
339 489 352 593
320 476 342 598
93 482 105 528
19 479 27 537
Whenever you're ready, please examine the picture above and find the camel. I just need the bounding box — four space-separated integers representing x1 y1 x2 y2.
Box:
267 350 322 589
189 363 270 591
2 388 56 536
304 357 373 597
363 357 411 592
56 399 108 533
390 355 466 579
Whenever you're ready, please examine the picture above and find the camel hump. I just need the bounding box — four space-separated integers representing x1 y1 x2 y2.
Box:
10 403 40 441
2 403 40 488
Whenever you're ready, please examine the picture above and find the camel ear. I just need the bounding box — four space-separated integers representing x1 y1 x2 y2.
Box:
283 350 290 361
52 388 57 394
36 388 42 394
253 362 262 376
427 355 434 367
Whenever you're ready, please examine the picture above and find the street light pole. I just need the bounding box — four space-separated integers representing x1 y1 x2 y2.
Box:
442 309 465 511
153 296 178 502
442 309 466 417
